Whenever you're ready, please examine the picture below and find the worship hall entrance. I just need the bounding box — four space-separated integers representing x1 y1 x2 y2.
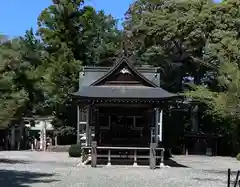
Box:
97 106 152 147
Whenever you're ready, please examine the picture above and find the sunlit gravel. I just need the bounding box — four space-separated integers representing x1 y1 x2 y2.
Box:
0 151 239 187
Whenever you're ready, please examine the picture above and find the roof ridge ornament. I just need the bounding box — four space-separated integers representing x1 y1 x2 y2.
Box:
120 67 131 74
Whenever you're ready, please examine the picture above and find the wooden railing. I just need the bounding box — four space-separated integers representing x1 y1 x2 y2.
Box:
82 141 165 169
228 169 240 187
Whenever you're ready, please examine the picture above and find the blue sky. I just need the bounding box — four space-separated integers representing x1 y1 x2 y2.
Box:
0 0 221 37
0 0 134 37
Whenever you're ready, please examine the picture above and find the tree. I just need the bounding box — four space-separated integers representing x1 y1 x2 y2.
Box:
0 30 45 128
37 0 122 66
124 0 216 92
37 0 122 130
185 0 240 153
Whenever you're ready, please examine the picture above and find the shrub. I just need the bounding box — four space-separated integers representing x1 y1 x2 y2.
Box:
236 153 240 161
69 144 81 157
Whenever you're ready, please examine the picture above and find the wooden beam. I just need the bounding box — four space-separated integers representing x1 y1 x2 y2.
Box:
105 81 141 84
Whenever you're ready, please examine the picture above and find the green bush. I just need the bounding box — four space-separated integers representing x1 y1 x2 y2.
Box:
69 144 81 157
236 153 240 161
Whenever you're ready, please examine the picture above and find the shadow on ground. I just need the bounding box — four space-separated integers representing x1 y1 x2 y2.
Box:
192 177 222 182
0 159 29 164
192 169 239 186
192 176 230 186
205 169 239 175
164 159 188 168
92 158 188 168
0 169 59 187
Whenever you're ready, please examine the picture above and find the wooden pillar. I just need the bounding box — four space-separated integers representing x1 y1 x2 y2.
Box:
154 108 159 144
154 108 163 145
107 150 111 166
86 107 90 146
159 109 163 142
92 107 99 145
160 149 164 167
86 106 94 146
89 107 93 146
215 139 218 156
133 149 138 166
150 143 157 169
185 139 188 156
89 127 92 146
91 141 97 167
77 105 80 144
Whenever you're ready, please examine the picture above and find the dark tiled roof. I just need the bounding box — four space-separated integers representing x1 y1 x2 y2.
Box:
79 66 160 87
72 85 177 100
74 57 175 100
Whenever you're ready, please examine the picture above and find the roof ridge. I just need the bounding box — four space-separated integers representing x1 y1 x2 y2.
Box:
90 56 158 87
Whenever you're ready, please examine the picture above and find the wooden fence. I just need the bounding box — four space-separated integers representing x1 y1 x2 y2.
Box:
82 141 165 169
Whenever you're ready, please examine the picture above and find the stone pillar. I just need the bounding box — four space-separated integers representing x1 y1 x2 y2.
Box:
18 122 24 150
5 132 9 150
40 129 43 150
55 136 58 146
43 121 47 151
10 126 15 150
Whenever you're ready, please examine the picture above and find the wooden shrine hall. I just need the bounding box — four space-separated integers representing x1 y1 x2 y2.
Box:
71 56 179 168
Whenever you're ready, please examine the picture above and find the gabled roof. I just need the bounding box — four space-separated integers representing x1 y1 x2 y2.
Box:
90 56 158 87
79 66 161 87
72 56 179 100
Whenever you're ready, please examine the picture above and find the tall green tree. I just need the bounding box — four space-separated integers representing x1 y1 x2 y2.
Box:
124 0 215 91
0 30 45 127
38 0 122 66
185 0 240 153
37 0 122 129
0 38 26 128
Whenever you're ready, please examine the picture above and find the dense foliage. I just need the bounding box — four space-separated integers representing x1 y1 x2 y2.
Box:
237 153 240 161
1 0 240 154
124 0 240 154
0 0 121 131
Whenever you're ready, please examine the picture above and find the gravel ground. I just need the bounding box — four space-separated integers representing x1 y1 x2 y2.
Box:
0 151 239 187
